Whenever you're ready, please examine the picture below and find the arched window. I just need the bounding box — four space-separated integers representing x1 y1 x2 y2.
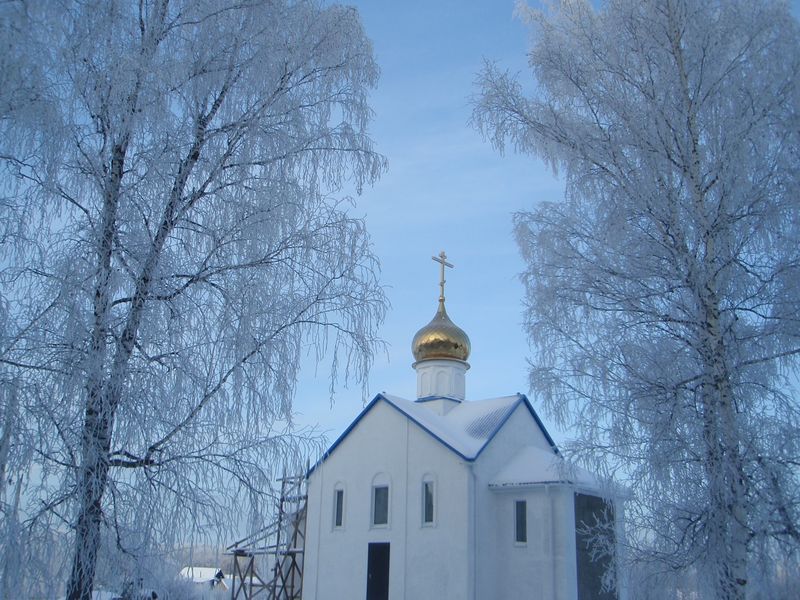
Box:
371 473 390 527
422 473 436 526
515 500 527 544
332 482 345 529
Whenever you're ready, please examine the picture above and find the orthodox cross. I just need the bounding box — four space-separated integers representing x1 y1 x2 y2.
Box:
432 250 453 302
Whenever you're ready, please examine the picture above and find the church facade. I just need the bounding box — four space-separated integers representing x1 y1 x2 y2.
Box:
301 254 618 600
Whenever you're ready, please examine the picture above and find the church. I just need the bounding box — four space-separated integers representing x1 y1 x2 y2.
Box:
301 253 618 600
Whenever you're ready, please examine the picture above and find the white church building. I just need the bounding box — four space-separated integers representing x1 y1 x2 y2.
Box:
301 254 618 600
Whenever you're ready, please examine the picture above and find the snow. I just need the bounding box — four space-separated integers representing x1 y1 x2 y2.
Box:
488 445 598 489
58 591 122 600
91 593 120 600
179 566 225 585
380 393 524 459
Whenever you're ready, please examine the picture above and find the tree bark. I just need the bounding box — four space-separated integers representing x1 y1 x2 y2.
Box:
65 140 126 600
64 4 169 593
667 3 750 593
66 399 114 600
699 299 749 600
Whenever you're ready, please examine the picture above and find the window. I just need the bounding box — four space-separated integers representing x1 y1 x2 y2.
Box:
372 485 389 526
515 500 527 543
333 488 344 528
423 480 434 525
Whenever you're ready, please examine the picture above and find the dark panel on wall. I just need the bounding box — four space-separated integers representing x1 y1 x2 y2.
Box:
575 493 617 600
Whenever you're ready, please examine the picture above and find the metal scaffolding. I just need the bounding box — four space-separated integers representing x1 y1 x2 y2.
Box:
227 473 307 600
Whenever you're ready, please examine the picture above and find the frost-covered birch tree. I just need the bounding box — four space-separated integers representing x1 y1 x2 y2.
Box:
473 1 800 598
0 1 387 599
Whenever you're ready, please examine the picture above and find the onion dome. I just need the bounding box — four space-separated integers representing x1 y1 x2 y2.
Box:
412 299 471 362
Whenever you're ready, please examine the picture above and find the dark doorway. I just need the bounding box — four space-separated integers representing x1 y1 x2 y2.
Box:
366 542 390 600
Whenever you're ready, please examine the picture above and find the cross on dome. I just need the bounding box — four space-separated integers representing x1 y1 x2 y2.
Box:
432 250 453 303
411 251 471 364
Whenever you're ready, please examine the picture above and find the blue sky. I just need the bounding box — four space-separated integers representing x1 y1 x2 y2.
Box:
295 0 800 456
293 2 568 443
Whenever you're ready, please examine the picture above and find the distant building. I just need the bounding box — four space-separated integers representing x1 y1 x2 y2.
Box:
302 254 620 600
178 566 227 598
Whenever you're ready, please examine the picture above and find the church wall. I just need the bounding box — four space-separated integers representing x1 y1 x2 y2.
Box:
481 485 577 600
402 411 471 599
303 400 471 600
472 404 578 600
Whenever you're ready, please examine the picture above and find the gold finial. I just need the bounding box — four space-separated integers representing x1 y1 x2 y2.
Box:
432 250 453 303
412 251 471 363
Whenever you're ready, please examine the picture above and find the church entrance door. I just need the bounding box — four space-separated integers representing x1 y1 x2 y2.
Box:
366 542 390 600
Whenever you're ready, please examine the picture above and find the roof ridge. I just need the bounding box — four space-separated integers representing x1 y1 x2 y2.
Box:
307 392 559 477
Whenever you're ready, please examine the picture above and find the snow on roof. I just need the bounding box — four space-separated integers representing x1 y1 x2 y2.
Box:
308 392 558 475
381 393 522 459
489 445 599 489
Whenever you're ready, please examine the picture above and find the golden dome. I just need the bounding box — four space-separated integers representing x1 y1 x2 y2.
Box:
412 300 471 362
